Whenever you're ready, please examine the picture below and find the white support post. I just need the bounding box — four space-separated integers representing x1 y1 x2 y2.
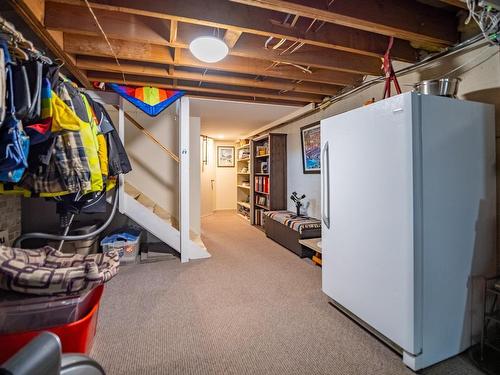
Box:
117 97 126 214
179 96 190 263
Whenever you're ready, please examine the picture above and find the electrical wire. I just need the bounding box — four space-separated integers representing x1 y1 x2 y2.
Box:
275 33 490 120
83 0 127 84
13 188 120 247
465 0 500 45
431 45 499 79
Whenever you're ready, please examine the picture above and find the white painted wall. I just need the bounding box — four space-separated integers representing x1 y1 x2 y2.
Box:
190 117 201 235
108 106 202 236
278 123 321 218
109 106 180 218
273 43 500 227
214 141 237 210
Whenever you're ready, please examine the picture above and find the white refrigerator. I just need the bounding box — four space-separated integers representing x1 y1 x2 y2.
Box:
320 92 496 371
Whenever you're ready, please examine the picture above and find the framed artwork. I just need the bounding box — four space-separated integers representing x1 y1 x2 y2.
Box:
217 146 235 167
300 122 321 174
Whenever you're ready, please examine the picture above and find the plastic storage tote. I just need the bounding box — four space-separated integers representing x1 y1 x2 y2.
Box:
101 229 141 264
0 287 97 334
0 285 104 363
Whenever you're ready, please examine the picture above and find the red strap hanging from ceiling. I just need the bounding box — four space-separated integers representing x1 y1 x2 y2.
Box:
382 36 402 99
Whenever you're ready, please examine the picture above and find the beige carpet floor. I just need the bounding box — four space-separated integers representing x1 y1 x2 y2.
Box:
91 212 484 375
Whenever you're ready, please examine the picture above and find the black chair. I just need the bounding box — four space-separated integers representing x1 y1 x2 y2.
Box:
0 332 105 375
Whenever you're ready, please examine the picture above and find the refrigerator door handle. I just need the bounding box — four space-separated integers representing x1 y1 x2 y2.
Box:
322 141 330 229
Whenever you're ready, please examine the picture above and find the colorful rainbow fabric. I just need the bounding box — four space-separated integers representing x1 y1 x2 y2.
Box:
108 84 185 117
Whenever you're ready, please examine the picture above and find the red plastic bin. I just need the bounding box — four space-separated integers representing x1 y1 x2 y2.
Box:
0 285 104 363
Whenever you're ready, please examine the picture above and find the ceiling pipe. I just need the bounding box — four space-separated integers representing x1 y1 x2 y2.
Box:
257 33 487 133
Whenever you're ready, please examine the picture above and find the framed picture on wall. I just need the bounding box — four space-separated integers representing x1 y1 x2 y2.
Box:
217 146 235 167
300 122 321 174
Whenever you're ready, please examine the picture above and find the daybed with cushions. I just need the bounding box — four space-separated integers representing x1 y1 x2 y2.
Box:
263 210 321 258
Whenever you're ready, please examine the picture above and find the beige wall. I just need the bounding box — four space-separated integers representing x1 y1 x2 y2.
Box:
273 42 500 270
109 106 180 219
214 141 237 210
108 107 201 235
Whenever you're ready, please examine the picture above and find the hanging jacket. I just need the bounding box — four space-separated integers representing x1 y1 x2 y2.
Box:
96 133 108 178
20 130 91 195
0 41 30 184
51 92 84 132
11 63 31 121
0 48 5 126
23 59 43 124
91 100 132 176
80 93 103 193
39 79 83 133
82 93 108 180
59 81 89 123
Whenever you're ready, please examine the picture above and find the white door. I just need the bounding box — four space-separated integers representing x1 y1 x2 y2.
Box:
200 137 216 216
321 93 421 355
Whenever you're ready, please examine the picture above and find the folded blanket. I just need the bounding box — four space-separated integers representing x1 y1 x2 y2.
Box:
0 245 119 295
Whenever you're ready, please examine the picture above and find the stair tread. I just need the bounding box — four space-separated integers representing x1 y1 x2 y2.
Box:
135 193 156 209
153 205 171 222
123 180 207 252
124 182 141 199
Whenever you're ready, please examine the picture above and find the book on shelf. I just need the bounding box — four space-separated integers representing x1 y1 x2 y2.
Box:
254 209 266 226
254 176 269 193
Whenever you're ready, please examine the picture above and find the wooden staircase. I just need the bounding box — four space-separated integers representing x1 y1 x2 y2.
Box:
121 181 210 260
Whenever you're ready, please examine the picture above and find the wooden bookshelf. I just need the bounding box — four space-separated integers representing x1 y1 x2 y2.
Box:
251 133 287 228
236 140 251 221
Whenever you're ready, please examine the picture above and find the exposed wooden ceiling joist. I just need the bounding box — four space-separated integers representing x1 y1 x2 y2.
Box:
46 0 418 61
63 34 365 86
438 0 468 9
224 29 243 49
8 0 91 88
13 0 462 105
230 0 457 46
87 71 323 104
77 57 342 96
177 24 383 76
169 20 178 44
44 3 383 76
187 93 305 107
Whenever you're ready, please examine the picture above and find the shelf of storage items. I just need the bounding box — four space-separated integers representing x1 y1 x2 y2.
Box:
236 140 252 222
251 133 287 228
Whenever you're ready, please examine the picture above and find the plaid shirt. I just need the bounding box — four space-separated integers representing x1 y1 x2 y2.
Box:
21 131 91 194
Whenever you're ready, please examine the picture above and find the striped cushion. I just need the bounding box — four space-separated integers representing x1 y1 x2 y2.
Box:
264 210 321 234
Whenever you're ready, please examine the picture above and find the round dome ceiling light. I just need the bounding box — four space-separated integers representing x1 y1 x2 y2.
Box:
189 36 229 63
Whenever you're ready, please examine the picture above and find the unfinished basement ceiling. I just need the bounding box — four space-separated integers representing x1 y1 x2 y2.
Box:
190 98 297 140
8 0 467 106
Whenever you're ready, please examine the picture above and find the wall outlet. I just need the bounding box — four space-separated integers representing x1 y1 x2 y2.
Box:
0 230 9 246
